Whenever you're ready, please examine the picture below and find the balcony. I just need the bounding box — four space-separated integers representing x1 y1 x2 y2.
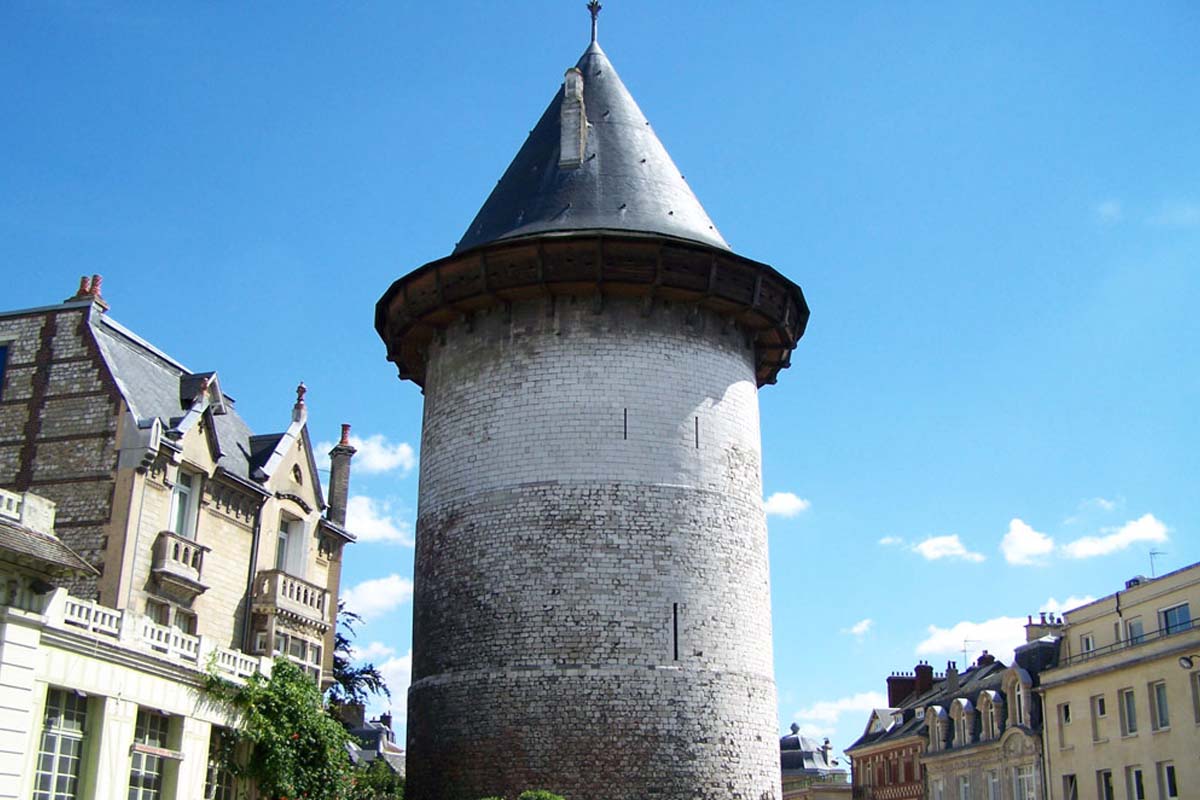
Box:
151 531 209 601
252 569 330 630
1058 618 1197 668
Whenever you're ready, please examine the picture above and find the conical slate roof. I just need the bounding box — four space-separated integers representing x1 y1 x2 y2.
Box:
454 41 729 254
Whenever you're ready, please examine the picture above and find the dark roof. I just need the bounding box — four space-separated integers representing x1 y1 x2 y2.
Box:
780 727 842 775
90 313 316 499
454 40 728 254
846 661 1008 753
0 519 97 576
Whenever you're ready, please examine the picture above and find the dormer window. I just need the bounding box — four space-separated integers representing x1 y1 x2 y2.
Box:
169 471 200 539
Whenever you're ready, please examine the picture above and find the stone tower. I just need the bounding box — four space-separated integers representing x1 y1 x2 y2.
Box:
375 12 808 800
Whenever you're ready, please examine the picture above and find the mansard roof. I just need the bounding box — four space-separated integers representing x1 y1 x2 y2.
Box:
454 40 728 254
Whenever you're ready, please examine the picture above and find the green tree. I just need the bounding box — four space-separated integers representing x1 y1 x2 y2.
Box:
206 658 355 800
327 602 391 707
348 757 404 800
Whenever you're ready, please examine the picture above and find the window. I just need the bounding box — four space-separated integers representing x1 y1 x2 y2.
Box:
1097 770 1114 800
1081 632 1095 653
983 701 996 739
1125 766 1146 800
1150 680 1169 730
146 600 169 626
1090 694 1107 741
958 776 970 800
955 714 969 746
0 343 9 400
275 516 303 572
128 709 171 800
174 610 197 636
1062 774 1078 800
289 636 306 661
168 471 199 539
1120 687 1138 735
987 771 1000 800
931 778 945 800
1156 761 1178 799
1159 603 1191 635
204 727 234 800
1126 617 1145 644
33 689 89 800
1058 702 1072 747
1013 765 1036 800
273 632 288 656
1014 686 1026 726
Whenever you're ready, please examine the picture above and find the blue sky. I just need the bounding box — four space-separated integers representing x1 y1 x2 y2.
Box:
3 1 1198 758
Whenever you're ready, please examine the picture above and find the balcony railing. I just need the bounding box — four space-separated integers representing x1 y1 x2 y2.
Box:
140 617 201 662
151 531 209 597
252 570 330 629
58 595 268 682
1059 618 1197 667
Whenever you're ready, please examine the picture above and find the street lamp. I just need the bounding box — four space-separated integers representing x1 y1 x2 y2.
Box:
1178 655 1199 669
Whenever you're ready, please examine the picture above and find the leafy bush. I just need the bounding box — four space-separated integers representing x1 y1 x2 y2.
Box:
206 659 355 800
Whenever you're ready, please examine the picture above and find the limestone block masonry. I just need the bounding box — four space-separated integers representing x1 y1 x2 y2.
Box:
406 296 781 800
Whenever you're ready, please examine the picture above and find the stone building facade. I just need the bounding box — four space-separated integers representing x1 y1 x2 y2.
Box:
0 486 271 800
375 15 809 800
848 645 1056 800
1037 564 1199 800
0 280 356 683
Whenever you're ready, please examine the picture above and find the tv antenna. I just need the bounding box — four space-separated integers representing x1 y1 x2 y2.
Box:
1150 549 1167 577
962 638 981 665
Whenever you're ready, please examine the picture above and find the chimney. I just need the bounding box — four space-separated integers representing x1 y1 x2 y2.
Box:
1025 610 1066 642
945 661 959 694
914 661 934 694
976 650 996 667
379 711 394 742
887 671 917 707
65 274 109 312
334 701 365 729
327 423 356 527
559 67 587 168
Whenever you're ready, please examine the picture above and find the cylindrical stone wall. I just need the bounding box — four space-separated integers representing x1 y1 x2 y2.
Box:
407 295 781 800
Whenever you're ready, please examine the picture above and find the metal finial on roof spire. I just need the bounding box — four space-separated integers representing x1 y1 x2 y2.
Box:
588 1 602 42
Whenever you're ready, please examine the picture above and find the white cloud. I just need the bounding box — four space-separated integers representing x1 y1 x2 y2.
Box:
919 594 1097 664
1041 596 1095 616
316 433 416 475
1088 497 1118 512
764 492 811 518
349 641 396 662
1000 518 1055 565
878 536 904 546
1062 513 1168 559
1096 200 1122 223
1148 201 1200 228
365 648 413 732
793 691 888 734
912 534 985 563
341 574 414 621
843 618 873 638
916 616 1027 665
345 495 414 546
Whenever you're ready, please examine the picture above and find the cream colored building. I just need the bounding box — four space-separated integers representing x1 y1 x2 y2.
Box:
0 283 359 800
1038 563 1198 800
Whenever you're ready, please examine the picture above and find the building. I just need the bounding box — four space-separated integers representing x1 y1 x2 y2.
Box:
374 7 809 800
0 487 270 800
341 705 406 778
0 283 357 799
780 723 851 800
1037 564 1199 800
848 648 1055 800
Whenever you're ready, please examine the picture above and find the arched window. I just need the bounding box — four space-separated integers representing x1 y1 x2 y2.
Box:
949 698 975 747
1002 667 1033 728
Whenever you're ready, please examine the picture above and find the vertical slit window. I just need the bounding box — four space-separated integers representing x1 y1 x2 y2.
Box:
694 416 699 448
623 408 628 440
672 602 679 661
